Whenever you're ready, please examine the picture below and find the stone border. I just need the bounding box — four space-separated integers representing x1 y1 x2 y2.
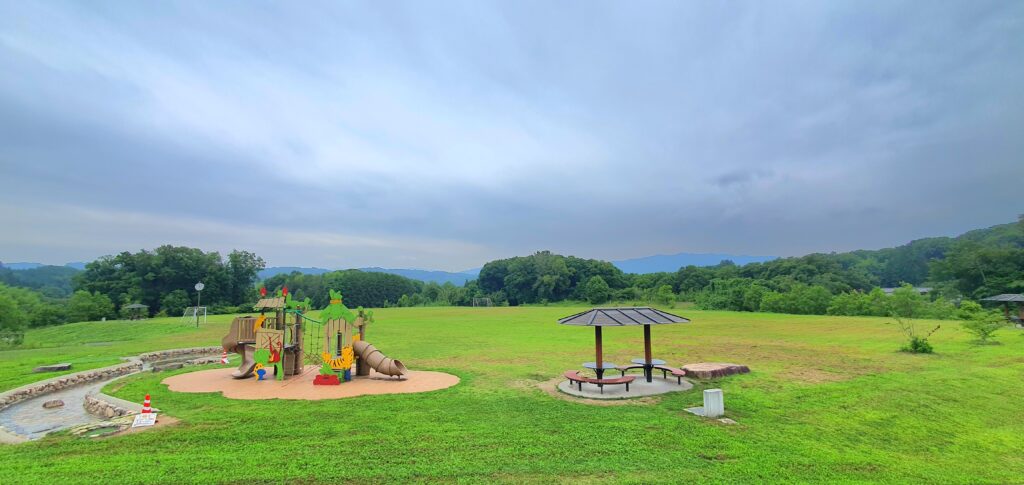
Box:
0 346 220 443
137 346 223 363
83 394 156 419
0 361 142 411
0 347 220 414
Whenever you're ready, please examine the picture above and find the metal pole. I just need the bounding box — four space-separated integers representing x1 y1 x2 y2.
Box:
196 290 201 328
595 326 604 379
644 324 652 382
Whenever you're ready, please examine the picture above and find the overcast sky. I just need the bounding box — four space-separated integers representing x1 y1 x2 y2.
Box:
1 1 1022 271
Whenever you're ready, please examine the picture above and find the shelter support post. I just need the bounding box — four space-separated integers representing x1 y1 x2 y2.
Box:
595 326 604 379
644 324 653 383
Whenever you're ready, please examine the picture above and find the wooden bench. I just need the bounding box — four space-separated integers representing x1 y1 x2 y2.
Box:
563 370 635 394
616 365 687 385
654 365 687 384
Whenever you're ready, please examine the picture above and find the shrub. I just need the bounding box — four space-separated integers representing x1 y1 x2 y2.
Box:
160 289 191 317
903 336 934 354
891 315 940 354
584 276 611 304
960 310 1009 343
760 284 832 315
956 300 984 320
0 294 27 331
67 290 115 323
654 285 675 306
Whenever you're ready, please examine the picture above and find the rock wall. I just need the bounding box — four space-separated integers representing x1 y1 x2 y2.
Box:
137 346 222 362
84 395 135 419
0 347 219 413
0 361 143 411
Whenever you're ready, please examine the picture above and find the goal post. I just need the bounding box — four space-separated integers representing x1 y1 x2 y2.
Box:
472 297 493 307
180 306 208 325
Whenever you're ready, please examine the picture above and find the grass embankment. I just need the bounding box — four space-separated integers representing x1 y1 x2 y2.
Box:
0 307 1022 483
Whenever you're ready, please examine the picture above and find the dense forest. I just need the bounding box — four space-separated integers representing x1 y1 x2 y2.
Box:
472 218 1024 315
1 218 1021 332
0 246 266 332
0 265 78 297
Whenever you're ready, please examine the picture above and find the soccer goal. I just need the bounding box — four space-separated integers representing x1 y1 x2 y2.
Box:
181 306 208 326
472 297 493 307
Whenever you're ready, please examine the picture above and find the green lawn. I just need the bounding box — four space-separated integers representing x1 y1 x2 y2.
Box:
1 307 1022 484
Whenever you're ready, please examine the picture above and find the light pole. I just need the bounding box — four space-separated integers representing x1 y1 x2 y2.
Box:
194 282 205 327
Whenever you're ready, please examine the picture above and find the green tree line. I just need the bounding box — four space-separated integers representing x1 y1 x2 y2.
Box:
471 218 1024 317
1 218 1020 332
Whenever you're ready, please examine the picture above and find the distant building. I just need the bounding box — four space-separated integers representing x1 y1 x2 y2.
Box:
881 287 931 295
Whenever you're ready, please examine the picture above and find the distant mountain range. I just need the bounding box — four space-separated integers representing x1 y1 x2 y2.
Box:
257 266 332 279
0 262 86 271
256 266 480 285
611 252 776 274
360 267 480 285
2 251 773 286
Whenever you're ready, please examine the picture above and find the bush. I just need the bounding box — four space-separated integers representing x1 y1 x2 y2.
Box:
956 300 984 320
902 336 934 354
160 289 191 317
654 285 675 306
960 310 1009 343
889 284 926 319
613 287 641 302
67 290 115 323
891 315 940 354
760 284 832 315
0 294 27 331
584 276 611 304
208 304 247 315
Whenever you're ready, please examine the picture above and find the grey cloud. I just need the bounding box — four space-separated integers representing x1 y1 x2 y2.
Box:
0 1 1022 269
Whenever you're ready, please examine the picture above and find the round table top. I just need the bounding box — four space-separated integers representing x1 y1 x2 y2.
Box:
631 358 666 365
582 362 618 370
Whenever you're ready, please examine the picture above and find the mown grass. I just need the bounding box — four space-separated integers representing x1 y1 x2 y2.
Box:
1 307 1022 484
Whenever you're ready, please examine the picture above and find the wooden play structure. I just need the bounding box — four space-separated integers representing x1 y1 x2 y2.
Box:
221 288 408 384
220 293 305 380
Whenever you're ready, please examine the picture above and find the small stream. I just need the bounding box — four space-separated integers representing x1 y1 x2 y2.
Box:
0 380 108 439
0 354 215 441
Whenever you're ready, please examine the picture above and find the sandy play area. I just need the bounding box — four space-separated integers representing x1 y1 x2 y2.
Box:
163 366 459 400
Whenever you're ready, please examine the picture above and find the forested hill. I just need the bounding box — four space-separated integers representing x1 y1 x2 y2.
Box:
475 218 1024 306
0 264 79 297
843 219 1023 290
1 219 1021 333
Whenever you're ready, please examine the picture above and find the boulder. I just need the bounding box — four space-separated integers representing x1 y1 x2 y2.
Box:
33 363 72 373
681 363 750 379
42 399 64 409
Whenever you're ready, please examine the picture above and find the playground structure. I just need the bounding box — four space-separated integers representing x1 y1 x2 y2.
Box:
221 288 408 384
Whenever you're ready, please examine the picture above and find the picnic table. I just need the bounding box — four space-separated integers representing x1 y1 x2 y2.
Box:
630 358 665 382
583 361 618 380
558 307 691 385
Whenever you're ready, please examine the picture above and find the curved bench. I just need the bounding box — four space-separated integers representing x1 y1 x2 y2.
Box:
616 365 687 384
563 370 635 394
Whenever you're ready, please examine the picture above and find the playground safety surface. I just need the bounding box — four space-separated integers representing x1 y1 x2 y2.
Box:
163 366 459 400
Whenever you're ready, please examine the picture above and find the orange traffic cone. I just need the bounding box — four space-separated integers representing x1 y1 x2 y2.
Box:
220 350 229 364
141 394 152 414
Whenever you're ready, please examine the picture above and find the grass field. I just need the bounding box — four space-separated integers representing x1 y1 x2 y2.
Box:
1 307 1022 484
